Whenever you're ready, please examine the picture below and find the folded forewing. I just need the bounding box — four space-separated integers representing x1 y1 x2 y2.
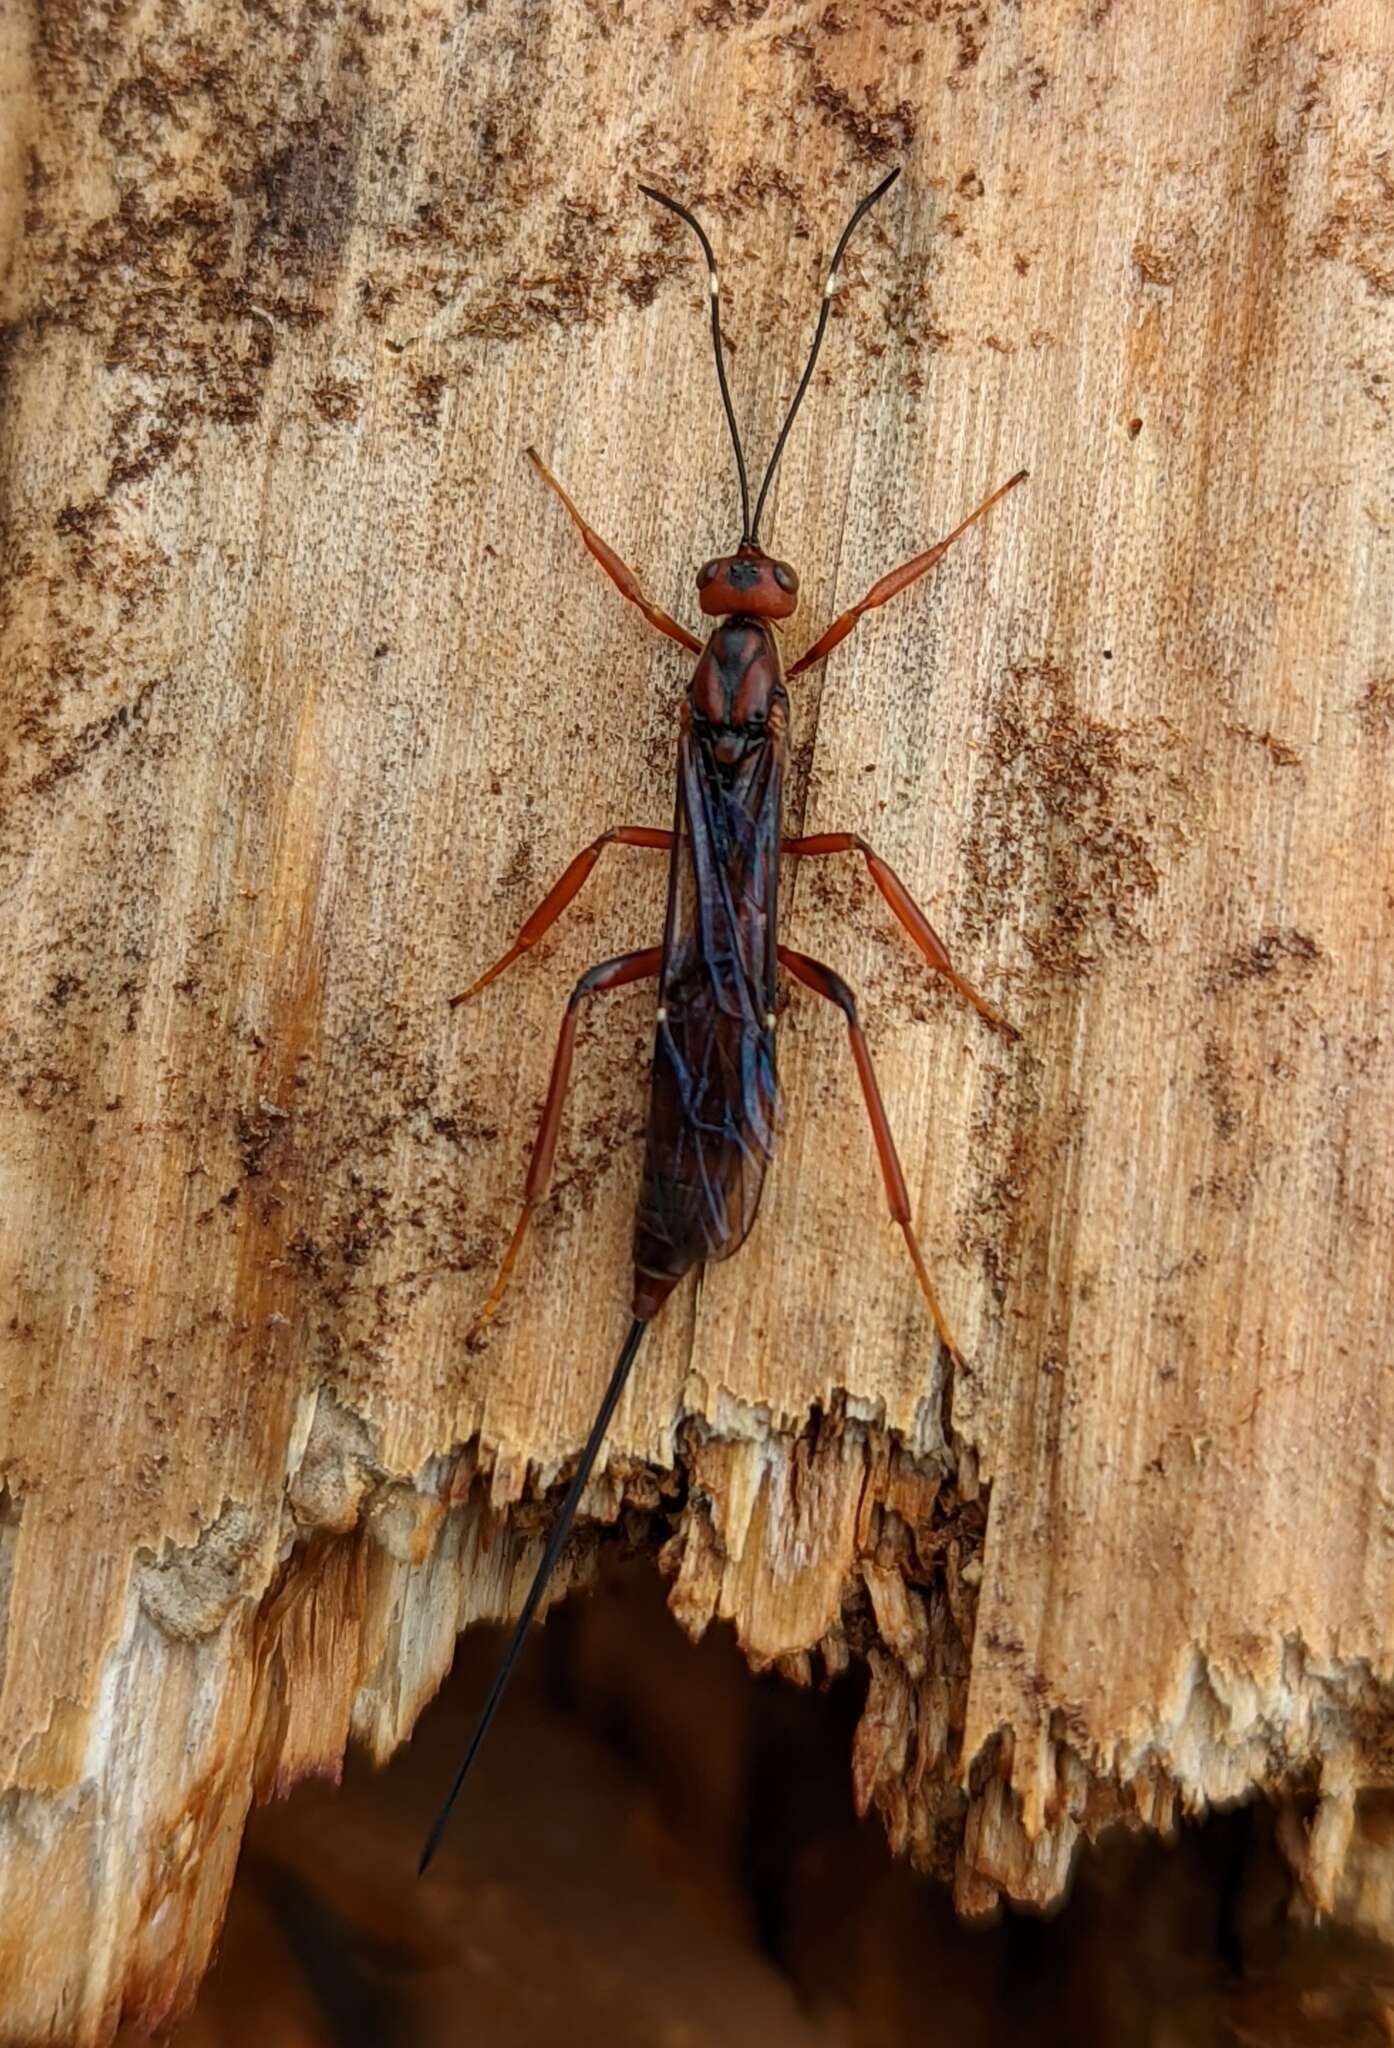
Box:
633 719 784 1287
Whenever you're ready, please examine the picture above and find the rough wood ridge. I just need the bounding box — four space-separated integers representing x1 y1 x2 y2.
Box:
1 0 1392 2037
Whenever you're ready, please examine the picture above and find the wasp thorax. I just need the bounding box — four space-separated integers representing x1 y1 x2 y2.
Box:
696 545 799 619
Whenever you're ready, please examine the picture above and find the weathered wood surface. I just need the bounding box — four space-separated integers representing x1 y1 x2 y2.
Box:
1 0 1391 2038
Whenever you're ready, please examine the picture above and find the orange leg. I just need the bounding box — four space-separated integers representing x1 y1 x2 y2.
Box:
782 834 1015 1037
778 944 963 1365
452 826 673 1006
470 947 663 1338
787 469 1028 678
527 448 703 655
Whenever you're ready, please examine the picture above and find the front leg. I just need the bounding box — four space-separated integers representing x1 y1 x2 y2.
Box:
787 469 1028 678
527 448 702 654
783 833 1016 1037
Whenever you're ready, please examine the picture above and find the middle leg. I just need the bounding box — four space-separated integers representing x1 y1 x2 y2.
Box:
783 833 1015 1036
452 827 672 1006
778 943 964 1365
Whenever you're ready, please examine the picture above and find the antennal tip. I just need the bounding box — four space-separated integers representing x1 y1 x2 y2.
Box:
636 185 752 539
748 166 904 541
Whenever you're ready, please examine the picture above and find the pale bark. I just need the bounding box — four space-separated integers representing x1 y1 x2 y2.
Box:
1 0 1392 2037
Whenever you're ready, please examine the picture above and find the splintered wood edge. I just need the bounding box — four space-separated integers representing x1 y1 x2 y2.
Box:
1 1389 1382 2039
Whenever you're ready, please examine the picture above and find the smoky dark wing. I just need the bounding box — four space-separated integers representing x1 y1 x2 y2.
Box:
633 722 783 1284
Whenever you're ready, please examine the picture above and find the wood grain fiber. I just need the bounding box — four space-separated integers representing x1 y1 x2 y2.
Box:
1 0 1391 2037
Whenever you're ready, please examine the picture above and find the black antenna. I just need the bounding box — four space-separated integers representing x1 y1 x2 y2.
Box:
418 1315 649 1875
639 185 753 542
750 167 901 544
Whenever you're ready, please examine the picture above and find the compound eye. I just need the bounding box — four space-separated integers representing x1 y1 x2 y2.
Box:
772 562 798 594
697 559 722 589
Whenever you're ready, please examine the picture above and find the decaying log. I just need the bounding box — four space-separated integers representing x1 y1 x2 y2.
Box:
1 0 1391 2038
129 1586 1394 2045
